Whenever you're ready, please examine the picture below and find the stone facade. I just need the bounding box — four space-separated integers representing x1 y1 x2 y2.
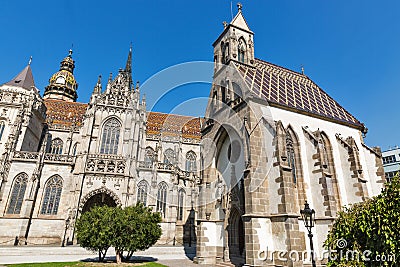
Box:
0 49 201 247
195 5 385 267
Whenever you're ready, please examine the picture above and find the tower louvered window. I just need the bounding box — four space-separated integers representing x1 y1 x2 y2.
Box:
157 182 168 218
6 173 28 214
40 175 63 215
50 138 63 154
137 180 148 206
100 118 121 154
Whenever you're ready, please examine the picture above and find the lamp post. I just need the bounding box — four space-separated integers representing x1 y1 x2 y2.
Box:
62 217 70 247
300 201 316 267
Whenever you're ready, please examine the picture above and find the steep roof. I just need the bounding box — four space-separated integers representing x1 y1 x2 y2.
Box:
44 99 88 127
234 59 364 129
146 112 203 140
4 65 36 90
43 100 203 139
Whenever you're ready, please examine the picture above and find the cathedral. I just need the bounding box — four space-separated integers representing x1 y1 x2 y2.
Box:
0 4 384 267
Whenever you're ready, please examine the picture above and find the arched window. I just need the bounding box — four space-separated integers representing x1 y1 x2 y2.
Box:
72 143 78 156
0 121 5 140
177 189 185 221
50 138 63 154
137 180 148 206
6 173 28 214
100 118 121 154
145 147 156 167
185 151 197 172
40 175 63 215
238 38 246 63
164 149 175 165
286 131 297 184
157 182 168 218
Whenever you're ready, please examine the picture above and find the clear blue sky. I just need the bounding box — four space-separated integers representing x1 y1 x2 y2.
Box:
0 1 399 150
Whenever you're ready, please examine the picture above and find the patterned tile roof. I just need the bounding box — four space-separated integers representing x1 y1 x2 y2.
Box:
43 100 203 139
44 100 88 127
234 59 364 129
146 112 203 140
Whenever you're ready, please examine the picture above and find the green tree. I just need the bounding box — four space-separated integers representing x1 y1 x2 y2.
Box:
112 203 162 263
75 205 115 262
75 203 162 264
325 174 400 267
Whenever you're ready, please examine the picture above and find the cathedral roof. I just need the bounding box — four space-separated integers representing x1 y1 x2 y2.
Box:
234 59 364 130
4 64 36 91
44 99 87 127
43 99 203 139
146 112 203 140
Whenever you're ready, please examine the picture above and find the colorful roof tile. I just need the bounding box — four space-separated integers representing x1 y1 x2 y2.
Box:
234 59 364 129
44 100 88 127
146 112 203 139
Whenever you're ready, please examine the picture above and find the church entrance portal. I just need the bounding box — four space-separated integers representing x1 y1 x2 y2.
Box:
81 192 117 213
228 209 245 264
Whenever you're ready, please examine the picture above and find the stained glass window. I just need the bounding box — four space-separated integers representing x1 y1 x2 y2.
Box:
6 173 28 214
177 189 185 221
145 147 156 167
157 182 168 218
100 118 121 154
164 149 175 165
40 175 63 215
137 180 148 206
185 151 197 172
0 121 5 140
286 131 297 184
50 138 63 154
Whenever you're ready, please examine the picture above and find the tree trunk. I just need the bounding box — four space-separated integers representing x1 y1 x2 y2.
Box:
115 248 122 264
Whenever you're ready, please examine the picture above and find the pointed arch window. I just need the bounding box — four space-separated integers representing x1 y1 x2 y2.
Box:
177 189 185 221
145 147 156 167
238 39 246 63
72 143 78 156
6 173 28 214
100 118 121 154
157 182 168 218
50 138 63 154
164 149 175 165
185 151 197 172
137 180 148 206
0 121 5 140
40 175 63 215
286 131 297 184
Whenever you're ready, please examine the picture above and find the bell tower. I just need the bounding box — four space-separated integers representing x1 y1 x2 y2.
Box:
213 3 255 72
43 50 78 102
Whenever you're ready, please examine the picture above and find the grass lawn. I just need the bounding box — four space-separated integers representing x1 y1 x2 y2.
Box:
5 262 167 267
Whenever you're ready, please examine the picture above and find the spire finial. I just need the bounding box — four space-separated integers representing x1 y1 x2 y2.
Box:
223 21 228 28
28 56 32 65
237 2 242 12
301 65 305 75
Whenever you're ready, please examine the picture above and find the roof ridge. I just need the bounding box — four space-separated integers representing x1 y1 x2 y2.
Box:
147 111 202 120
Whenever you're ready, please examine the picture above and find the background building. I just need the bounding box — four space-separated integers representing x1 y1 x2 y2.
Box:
382 146 400 182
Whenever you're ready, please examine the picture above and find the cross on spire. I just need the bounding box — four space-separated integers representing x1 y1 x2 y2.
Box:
237 2 242 11
28 56 32 65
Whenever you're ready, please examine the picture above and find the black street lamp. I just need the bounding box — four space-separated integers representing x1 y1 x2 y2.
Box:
300 201 316 267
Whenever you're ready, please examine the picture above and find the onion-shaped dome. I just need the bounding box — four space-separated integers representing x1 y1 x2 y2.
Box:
43 50 78 102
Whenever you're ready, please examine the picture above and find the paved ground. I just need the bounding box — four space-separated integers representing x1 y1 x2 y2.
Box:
0 245 213 267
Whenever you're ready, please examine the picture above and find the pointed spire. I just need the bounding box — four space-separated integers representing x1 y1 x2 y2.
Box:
93 75 102 94
4 64 36 90
125 44 133 89
106 72 113 93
